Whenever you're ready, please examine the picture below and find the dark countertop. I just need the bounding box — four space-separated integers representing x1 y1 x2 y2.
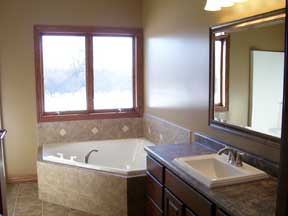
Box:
145 143 277 216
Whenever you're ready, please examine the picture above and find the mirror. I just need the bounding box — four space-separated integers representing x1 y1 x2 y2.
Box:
209 9 285 142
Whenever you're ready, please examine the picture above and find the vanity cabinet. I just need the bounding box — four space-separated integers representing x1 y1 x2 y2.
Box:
164 189 184 216
146 155 231 216
216 209 229 216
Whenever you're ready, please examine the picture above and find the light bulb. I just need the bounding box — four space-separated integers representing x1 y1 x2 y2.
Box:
221 0 234 7
204 0 221 11
233 0 248 2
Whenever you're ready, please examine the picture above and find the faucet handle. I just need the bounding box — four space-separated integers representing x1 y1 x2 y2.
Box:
227 151 235 164
235 152 244 167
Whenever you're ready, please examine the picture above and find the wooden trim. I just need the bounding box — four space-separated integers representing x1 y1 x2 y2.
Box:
135 31 144 114
209 9 284 144
34 25 142 35
39 110 142 122
211 8 285 32
34 25 144 122
276 1 288 215
86 34 94 112
7 175 37 184
34 28 45 122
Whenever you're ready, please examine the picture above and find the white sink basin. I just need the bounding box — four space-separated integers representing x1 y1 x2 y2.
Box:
173 154 268 188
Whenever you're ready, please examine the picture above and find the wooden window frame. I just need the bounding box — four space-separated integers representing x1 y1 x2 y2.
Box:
34 25 143 122
214 34 230 112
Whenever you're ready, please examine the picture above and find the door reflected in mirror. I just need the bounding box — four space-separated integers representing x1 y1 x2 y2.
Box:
210 9 285 141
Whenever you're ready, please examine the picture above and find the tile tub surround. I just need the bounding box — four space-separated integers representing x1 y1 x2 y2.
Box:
7 182 97 216
194 132 278 177
37 161 145 216
37 118 143 145
143 113 192 144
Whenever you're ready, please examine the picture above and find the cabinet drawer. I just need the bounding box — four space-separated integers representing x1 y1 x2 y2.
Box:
165 169 214 216
146 197 163 216
146 172 163 208
147 155 164 183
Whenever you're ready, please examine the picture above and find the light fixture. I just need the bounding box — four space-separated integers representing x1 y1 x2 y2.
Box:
204 0 221 11
221 0 234 7
205 0 248 11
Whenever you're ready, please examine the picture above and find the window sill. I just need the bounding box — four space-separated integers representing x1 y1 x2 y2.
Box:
215 106 229 112
38 109 143 122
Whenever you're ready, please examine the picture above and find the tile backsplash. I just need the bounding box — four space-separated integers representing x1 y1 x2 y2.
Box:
37 114 192 145
143 114 192 145
37 118 143 145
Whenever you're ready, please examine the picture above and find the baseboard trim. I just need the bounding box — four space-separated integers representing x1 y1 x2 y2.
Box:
7 175 37 183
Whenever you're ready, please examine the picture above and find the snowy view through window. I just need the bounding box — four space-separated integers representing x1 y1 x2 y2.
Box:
42 35 133 112
93 36 133 109
42 36 87 112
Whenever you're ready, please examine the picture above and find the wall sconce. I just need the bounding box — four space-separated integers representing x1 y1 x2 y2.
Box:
205 0 248 11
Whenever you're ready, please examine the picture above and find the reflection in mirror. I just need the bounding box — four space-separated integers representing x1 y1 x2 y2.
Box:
210 9 285 140
214 35 229 112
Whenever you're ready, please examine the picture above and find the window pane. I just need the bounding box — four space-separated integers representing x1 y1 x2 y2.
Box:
42 36 87 112
93 36 133 110
214 40 222 105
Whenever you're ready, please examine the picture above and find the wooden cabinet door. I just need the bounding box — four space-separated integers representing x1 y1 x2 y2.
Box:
185 208 196 216
146 197 163 216
164 189 184 216
216 209 229 216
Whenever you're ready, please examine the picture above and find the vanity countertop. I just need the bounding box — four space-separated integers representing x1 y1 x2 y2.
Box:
145 143 277 216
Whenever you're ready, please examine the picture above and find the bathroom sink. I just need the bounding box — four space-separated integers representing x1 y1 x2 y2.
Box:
173 154 268 188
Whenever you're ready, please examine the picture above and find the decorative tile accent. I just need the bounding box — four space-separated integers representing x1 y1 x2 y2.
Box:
143 113 192 145
122 125 129 133
37 118 143 145
59 129 67 137
90 127 99 135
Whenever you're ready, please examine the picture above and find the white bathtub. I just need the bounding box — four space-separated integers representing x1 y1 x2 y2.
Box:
42 138 154 176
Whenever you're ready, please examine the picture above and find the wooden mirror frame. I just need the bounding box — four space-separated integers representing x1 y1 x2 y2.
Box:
209 8 286 144
277 2 288 215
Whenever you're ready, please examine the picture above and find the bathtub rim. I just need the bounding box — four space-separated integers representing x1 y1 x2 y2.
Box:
37 140 149 178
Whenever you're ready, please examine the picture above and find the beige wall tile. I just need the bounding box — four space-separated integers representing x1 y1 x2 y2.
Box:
38 118 143 145
38 162 129 216
143 113 191 144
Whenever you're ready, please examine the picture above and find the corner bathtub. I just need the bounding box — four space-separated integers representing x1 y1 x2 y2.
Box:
37 138 154 216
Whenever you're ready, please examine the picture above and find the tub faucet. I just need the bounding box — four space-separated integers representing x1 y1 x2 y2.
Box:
85 149 99 163
217 147 243 167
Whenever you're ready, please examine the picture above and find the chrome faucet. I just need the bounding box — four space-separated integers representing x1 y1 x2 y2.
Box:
84 149 99 163
217 147 243 167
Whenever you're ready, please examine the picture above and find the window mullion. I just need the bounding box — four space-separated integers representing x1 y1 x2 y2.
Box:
86 34 94 112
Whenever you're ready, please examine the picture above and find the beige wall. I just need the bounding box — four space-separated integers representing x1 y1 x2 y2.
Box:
216 23 285 126
143 0 285 162
0 0 142 177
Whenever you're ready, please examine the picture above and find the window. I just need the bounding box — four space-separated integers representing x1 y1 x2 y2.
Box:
214 34 229 112
34 26 143 122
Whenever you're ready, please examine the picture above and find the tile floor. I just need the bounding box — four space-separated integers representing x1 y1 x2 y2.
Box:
7 182 96 216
